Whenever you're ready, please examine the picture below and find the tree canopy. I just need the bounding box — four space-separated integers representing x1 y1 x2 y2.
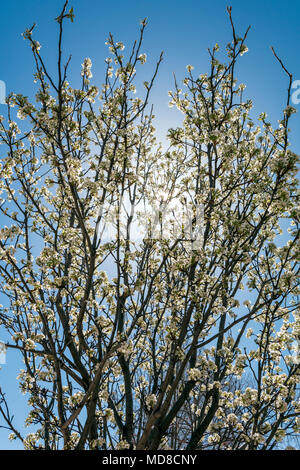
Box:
0 2 299 450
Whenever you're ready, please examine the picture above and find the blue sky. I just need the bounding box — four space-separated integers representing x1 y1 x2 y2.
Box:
0 0 299 449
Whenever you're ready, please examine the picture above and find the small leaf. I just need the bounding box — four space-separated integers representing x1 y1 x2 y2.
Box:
68 7 75 23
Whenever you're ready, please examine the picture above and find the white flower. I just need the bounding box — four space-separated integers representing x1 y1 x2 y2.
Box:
239 44 248 56
284 105 297 117
145 394 157 408
31 41 41 52
188 368 202 381
81 58 93 78
186 64 194 72
116 42 125 51
246 328 253 338
138 53 147 64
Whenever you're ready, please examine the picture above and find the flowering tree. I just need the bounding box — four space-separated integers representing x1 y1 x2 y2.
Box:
0 3 299 450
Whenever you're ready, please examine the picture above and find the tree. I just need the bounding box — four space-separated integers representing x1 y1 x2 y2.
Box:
0 2 299 450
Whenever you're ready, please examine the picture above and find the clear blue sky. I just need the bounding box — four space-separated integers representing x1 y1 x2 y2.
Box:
0 0 299 449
